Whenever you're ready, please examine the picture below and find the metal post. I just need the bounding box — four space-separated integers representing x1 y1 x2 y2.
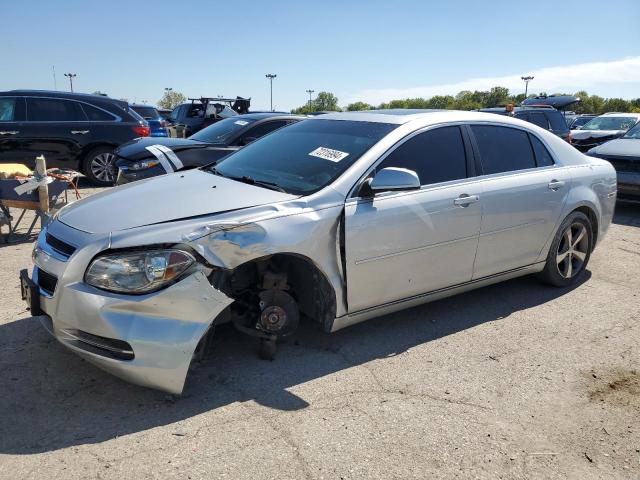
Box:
265 74 277 111
35 155 49 227
64 73 77 92
521 76 534 99
306 89 314 111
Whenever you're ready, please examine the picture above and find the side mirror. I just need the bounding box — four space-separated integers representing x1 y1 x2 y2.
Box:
360 167 420 197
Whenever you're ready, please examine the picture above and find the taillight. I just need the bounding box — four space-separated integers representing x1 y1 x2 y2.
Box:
132 125 150 137
566 132 572 144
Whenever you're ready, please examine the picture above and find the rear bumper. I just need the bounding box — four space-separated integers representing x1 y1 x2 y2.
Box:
617 172 640 199
27 225 232 394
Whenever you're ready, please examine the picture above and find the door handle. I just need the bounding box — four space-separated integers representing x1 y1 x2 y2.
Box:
71 130 90 135
453 194 479 207
548 179 565 191
0 131 19 135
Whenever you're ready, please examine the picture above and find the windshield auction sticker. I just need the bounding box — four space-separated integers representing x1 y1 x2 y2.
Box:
234 120 249 126
308 147 349 162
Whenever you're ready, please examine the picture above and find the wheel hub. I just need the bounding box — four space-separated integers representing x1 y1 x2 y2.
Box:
556 222 588 279
260 305 288 332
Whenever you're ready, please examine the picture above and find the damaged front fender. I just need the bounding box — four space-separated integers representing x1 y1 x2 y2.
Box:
51 271 232 394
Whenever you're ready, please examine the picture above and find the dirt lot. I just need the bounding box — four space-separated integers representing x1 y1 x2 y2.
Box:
0 191 638 480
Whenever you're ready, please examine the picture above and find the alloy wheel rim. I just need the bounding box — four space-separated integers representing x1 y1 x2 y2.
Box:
556 222 589 279
91 152 116 182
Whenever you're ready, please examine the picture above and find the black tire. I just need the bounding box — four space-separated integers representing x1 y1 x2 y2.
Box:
82 146 117 186
538 211 593 287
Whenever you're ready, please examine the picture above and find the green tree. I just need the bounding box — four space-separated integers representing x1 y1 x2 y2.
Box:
157 90 186 110
346 101 373 111
314 91 340 111
292 91 341 114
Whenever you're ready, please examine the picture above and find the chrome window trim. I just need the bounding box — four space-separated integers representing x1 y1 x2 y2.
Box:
24 95 122 122
346 120 564 204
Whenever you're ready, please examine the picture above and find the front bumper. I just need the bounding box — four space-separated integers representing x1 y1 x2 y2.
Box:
26 223 232 394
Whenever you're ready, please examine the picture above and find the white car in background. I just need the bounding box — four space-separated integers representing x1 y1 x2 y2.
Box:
571 112 640 152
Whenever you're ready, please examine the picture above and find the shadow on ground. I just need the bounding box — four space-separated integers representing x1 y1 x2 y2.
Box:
0 272 589 454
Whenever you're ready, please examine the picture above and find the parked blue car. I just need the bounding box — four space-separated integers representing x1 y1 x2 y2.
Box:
130 104 168 137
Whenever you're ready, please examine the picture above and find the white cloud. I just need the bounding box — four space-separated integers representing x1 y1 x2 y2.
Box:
344 56 640 106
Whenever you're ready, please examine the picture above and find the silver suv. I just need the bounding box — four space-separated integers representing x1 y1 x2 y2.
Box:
21 110 617 393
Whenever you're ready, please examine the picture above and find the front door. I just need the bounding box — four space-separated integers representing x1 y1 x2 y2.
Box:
344 125 482 313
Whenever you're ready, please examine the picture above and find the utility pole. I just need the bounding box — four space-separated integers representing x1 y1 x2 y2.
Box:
265 74 277 111
64 73 77 92
306 89 314 111
521 76 534 99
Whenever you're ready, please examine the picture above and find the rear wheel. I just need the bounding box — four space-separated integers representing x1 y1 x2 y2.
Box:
538 211 593 287
83 146 117 186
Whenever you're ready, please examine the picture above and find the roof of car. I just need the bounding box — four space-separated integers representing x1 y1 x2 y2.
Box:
317 109 450 124
130 103 159 109
2 90 128 107
235 112 304 121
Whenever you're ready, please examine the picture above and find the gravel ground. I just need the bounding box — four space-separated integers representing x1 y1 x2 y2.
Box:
0 190 638 480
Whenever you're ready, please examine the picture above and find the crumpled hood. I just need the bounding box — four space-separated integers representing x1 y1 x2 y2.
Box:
571 129 625 140
116 137 208 161
589 138 640 157
58 169 298 234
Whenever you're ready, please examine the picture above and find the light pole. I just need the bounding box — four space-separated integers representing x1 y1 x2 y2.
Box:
306 89 314 110
64 73 77 92
521 76 534 99
265 74 277 111
164 87 173 93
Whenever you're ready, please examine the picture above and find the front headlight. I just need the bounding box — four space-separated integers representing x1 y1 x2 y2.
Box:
85 249 195 294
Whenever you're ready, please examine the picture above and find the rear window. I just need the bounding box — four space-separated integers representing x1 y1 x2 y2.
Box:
546 111 568 131
190 117 257 144
82 103 116 121
471 125 536 174
132 106 160 120
529 112 550 129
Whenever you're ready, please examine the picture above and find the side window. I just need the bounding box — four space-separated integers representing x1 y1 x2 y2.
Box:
237 120 289 145
529 112 549 129
471 125 536 174
26 98 85 121
377 126 467 185
169 106 180 121
0 97 16 121
81 103 116 121
529 134 555 167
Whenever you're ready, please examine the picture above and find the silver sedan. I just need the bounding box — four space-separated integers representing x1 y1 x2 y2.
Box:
21 110 617 393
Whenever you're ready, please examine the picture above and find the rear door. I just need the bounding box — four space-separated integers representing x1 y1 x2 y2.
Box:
22 97 89 169
344 125 482 312
469 124 572 278
0 96 27 164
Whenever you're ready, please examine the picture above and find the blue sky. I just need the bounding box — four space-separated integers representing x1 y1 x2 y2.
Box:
3 0 639 110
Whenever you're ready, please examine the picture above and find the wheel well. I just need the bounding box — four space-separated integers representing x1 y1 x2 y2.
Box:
79 143 118 172
216 253 337 332
573 206 599 246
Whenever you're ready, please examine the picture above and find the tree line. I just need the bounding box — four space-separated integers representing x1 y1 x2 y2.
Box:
292 88 640 114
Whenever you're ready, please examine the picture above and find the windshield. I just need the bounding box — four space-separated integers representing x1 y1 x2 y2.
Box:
132 106 160 120
623 122 640 139
189 117 256 144
581 116 638 131
208 119 397 195
572 116 593 128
